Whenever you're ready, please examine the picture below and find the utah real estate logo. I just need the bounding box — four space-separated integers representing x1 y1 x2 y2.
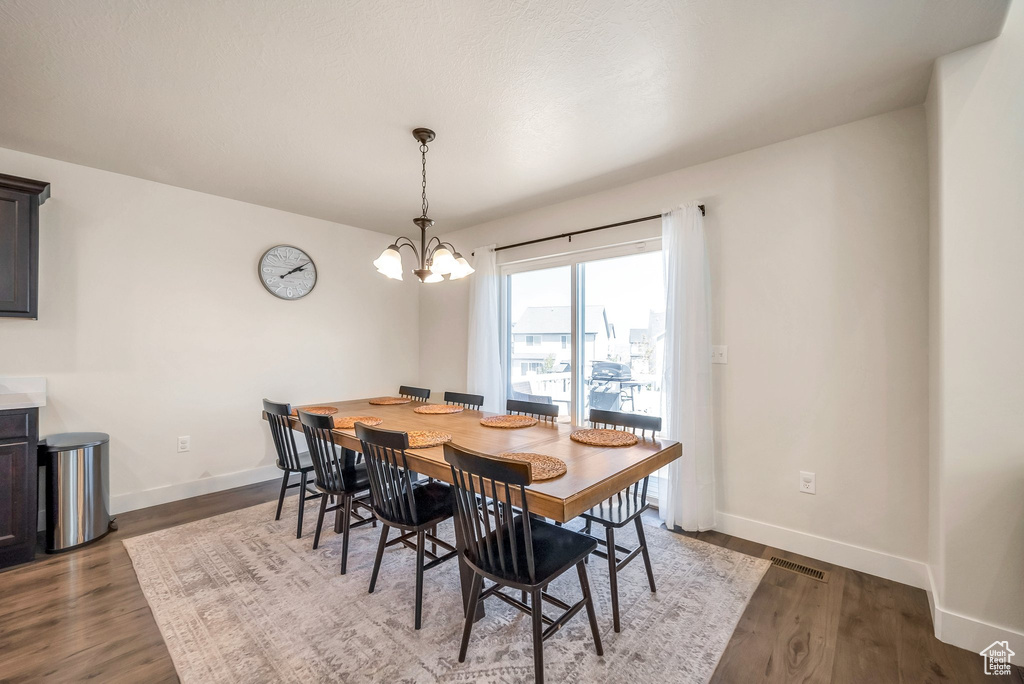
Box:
979 641 1015 676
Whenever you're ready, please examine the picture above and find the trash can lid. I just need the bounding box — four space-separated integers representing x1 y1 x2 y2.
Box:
42 432 110 451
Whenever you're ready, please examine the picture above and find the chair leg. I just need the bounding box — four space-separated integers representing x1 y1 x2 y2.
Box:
605 526 620 632
531 588 545 684
577 561 604 656
369 524 389 593
583 520 592 564
296 471 308 539
430 525 437 556
339 495 353 575
458 572 483 662
312 493 328 550
415 530 426 630
634 516 657 593
275 471 289 521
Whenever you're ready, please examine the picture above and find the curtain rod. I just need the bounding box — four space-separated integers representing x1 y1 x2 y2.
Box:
474 205 705 255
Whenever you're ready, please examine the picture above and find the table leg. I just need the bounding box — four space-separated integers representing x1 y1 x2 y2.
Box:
452 497 485 622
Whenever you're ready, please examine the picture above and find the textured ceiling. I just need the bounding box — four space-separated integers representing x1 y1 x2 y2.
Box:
0 0 1009 234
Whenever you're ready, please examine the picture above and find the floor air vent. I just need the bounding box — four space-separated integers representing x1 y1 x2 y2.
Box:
769 556 829 582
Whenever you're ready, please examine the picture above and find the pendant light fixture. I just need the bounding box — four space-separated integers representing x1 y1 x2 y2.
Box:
373 128 474 283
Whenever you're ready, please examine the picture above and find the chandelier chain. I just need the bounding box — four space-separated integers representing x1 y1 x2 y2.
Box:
420 142 429 218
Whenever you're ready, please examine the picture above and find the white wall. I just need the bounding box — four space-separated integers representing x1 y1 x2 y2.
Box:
0 146 419 513
926 0 1024 651
421 107 931 586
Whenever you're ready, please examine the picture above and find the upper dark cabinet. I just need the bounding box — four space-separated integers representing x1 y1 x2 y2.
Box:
0 173 49 319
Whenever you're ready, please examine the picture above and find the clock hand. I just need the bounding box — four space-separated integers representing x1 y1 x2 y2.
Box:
281 261 310 277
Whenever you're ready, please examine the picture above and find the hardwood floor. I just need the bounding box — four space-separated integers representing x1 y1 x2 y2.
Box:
697 526 1024 684
0 480 280 683
0 481 1018 683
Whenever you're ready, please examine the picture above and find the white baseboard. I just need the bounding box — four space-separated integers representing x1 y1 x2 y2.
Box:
714 511 929 589
926 564 1024 654
110 464 281 515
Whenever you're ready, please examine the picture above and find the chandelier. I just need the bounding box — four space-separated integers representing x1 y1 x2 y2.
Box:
373 128 474 282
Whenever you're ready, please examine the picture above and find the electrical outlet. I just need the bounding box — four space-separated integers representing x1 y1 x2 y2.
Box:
712 345 728 364
177 435 191 453
800 471 815 494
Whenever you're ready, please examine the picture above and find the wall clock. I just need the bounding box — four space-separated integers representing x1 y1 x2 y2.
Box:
258 245 317 300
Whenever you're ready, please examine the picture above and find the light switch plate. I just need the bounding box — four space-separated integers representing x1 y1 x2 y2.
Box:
712 346 728 364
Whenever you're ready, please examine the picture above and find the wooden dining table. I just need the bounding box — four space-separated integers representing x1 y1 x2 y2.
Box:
268 396 682 619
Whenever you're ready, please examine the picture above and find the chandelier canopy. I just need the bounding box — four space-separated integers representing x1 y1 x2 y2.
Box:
373 128 474 283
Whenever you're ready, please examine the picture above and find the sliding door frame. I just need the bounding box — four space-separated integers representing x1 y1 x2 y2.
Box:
499 237 662 427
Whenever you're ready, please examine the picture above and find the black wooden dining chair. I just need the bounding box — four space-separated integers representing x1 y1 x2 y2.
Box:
355 423 458 629
444 391 484 409
507 398 559 425
398 385 431 401
297 411 377 574
580 408 662 632
263 399 322 539
444 443 602 684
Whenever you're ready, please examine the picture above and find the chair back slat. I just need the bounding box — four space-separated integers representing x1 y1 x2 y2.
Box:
263 399 305 471
297 410 361 495
399 385 431 401
356 423 420 526
444 391 484 410
444 443 536 584
588 408 662 506
588 408 662 438
503 481 520 578
506 399 559 424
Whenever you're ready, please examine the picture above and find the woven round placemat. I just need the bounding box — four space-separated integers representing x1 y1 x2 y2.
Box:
570 428 639 447
407 430 452 449
291 406 338 416
479 414 538 429
368 397 412 406
496 452 567 481
332 416 383 429
413 404 465 415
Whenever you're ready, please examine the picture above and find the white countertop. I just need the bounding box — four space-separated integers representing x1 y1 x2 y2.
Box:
0 377 46 409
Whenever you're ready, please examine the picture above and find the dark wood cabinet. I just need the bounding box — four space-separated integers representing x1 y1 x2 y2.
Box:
0 407 38 568
0 173 50 319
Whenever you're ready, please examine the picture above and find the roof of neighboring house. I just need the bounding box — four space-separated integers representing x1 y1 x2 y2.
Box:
513 306 612 337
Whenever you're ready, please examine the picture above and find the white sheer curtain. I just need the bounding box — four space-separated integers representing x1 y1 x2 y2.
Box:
659 203 716 531
466 245 505 413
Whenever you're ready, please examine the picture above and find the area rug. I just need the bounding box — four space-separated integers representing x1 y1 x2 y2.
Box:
123 498 768 683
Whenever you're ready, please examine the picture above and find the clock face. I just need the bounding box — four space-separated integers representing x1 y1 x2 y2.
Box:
258 245 317 300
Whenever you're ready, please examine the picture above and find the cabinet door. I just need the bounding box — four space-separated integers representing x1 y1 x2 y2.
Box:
0 441 29 548
0 408 37 568
0 187 36 318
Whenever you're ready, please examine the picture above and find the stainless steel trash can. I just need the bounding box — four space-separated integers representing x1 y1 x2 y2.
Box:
41 432 113 553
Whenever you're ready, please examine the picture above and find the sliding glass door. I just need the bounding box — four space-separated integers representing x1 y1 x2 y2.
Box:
505 265 572 420
580 250 665 420
503 243 665 427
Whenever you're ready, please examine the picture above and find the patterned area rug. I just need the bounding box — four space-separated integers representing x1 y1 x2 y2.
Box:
124 498 768 683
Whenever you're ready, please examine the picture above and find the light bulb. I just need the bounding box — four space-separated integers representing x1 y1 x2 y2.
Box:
429 247 458 275
422 271 444 283
373 246 404 280
449 255 475 280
